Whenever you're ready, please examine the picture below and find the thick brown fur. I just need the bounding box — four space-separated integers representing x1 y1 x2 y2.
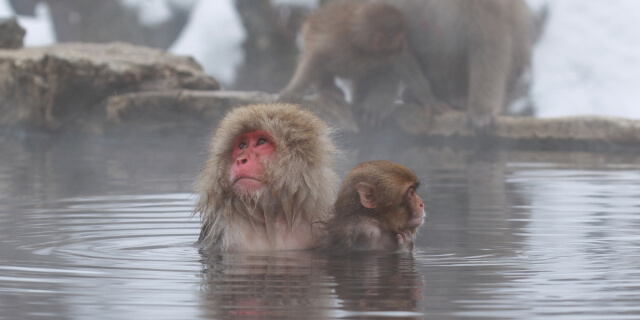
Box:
194 103 338 251
384 0 534 130
322 161 424 253
279 0 407 114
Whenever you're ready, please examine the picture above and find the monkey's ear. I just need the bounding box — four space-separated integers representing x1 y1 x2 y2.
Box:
355 182 377 209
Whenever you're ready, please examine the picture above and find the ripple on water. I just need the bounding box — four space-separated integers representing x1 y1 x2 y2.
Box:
2 194 201 286
2 165 640 319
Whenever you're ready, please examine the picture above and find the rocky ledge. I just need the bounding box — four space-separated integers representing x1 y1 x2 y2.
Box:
1 42 640 152
106 89 640 151
0 42 218 131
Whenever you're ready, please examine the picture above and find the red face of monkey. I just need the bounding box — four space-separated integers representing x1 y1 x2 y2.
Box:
229 130 275 194
404 184 425 230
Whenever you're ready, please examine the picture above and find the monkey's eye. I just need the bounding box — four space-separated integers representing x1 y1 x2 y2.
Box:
256 137 268 146
238 141 247 149
408 187 416 197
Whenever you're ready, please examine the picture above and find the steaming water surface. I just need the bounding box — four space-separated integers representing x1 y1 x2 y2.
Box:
1 136 640 319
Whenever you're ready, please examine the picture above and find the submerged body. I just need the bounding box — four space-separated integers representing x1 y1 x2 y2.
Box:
322 161 426 253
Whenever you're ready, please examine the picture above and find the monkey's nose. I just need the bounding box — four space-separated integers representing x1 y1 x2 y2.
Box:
236 155 249 165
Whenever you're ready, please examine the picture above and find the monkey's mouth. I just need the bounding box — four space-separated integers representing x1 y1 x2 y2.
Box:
232 176 263 194
232 176 263 190
233 176 261 184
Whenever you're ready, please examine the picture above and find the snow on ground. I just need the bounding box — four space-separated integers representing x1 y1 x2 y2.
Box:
0 0 56 46
2 0 640 118
121 0 174 26
0 0 10 16
122 0 198 15
169 0 245 86
527 0 640 119
119 0 198 26
272 0 319 9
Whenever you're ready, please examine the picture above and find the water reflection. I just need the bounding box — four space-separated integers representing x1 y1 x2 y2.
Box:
198 251 423 320
199 251 334 319
327 253 423 319
1 135 640 319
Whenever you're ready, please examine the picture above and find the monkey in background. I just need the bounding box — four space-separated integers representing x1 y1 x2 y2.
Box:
194 103 338 251
384 0 536 131
322 161 426 253
278 0 408 124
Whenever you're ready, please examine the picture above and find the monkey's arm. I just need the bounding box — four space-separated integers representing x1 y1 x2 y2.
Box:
279 52 323 102
467 49 509 131
466 13 511 131
352 71 401 126
394 50 447 114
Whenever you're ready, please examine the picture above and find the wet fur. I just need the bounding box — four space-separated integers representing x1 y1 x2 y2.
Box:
194 103 338 250
322 161 420 253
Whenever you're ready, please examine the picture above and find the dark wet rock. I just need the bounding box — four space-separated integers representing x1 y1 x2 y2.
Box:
105 90 273 134
0 42 218 131
105 88 640 150
100 87 640 150
0 18 25 49
396 107 640 149
106 90 360 134
107 90 277 126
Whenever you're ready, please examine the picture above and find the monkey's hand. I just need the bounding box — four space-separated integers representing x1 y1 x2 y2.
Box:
362 101 399 127
425 100 454 117
318 85 346 104
395 229 415 252
468 112 497 135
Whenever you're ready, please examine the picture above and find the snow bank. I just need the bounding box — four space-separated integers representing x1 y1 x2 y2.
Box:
0 0 56 46
169 0 245 86
272 0 319 9
121 0 173 26
527 0 640 119
0 0 10 16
